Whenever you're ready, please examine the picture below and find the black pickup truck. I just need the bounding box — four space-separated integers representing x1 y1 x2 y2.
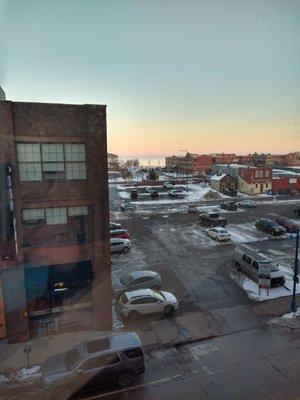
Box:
199 212 227 227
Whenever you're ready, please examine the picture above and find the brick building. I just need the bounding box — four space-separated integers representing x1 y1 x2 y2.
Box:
238 167 272 195
0 101 112 343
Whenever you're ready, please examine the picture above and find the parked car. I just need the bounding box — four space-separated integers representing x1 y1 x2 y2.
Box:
150 188 159 198
254 218 286 236
168 188 185 198
268 216 299 234
110 222 122 230
238 200 256 208
110 229 131 240
110 238 131 253
199 212 227 227
120 203 136 212
113 270 162 298
130 189 139 199
206 227 231 242
163 182 173 189
220 201 237 211
188 204 198 213
233 244 285 287
222 188 237 197
118 289 178 320
294 207 300 218
41 332 145 397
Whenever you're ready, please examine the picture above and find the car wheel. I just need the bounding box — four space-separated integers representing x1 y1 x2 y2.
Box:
117 371 133 387
123 246 130 253
235 262 241 271
128 310 139 320
164 305 174 316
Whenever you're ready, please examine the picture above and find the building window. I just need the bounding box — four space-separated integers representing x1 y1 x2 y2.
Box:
17 142 86 181
255 171 259 178
259 170 263 177
22 208 45 221
266 170 269 177
17 143 42 181
68 206 88 216
266 182 268 188
46 207 67 225
65 144 86 180
41 144 65 180
255 183 258 188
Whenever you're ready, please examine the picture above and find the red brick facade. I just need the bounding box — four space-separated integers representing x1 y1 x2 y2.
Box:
0 101 112 342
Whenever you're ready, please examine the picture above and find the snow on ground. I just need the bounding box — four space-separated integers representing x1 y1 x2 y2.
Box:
281 308 300 320
15 365 41 382
230 264 299 302
119 191 130 199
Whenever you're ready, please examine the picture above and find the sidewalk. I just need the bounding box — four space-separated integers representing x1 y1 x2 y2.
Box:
0 295 299 374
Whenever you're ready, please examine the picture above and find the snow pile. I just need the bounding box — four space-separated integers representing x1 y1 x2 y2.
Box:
15 366 41 382
0 375 9 385
281 308 300 320
203 190 223 200
230 264 299 302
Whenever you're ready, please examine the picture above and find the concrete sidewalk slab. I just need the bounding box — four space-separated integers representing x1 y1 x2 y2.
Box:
174 311 217 341
150 319 179 346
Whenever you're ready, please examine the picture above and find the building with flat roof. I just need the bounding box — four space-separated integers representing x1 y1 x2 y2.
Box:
0 101 111 342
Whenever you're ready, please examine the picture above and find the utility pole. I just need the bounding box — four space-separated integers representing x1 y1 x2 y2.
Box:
179 149 189 191
291 228 299 313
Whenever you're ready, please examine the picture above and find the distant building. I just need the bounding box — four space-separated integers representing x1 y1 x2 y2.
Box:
107 153 119 170
238 167 272 195
210 173 236 192
0 87 6 101
271 169 300 194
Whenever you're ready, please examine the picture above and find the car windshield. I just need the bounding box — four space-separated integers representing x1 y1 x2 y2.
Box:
153 291 165 301
119 274 134 286
65 349 81 371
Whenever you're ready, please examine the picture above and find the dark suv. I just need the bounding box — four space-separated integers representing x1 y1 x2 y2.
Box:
41 332 145 398
255 218 286 236
220 201 237 211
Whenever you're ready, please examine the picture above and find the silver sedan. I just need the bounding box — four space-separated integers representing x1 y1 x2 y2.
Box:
113 270 161 298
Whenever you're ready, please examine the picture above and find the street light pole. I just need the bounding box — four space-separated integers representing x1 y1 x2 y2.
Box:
291 228 299 313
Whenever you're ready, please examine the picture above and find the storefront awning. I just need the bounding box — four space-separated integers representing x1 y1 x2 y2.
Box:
25 261 92 288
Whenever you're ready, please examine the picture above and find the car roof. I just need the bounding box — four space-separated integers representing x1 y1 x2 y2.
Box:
110 229 128 233
110 238 130 243
125 288 154 299
129 270 158 279
78 332 142 355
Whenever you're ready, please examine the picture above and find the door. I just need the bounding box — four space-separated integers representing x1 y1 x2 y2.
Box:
260 183 264 193
146 297 162 314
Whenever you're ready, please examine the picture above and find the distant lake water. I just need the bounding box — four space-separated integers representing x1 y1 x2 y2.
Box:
119 156 166 167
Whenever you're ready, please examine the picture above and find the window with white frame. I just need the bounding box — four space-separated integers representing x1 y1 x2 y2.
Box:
255 170 259 178
42 144 65 179
266 170 269 177
46 207 67 225
17 143 42 181
22 208 45 221
259 170 263 177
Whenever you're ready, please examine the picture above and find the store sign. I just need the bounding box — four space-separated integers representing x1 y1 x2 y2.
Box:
258 263 271 294
6 164 13 212
54 282 68 292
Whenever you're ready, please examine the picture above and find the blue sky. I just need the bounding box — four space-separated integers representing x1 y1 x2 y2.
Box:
1 0 300 157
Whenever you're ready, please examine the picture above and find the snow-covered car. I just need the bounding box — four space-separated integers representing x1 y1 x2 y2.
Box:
188 204 198 213
206 227 231 242
163 182 173 189
118 289 178 319
110 238 131 253
238 200 256 208
110 222 122 230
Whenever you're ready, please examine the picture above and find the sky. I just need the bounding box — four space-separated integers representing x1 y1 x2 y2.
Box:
1 0 300 160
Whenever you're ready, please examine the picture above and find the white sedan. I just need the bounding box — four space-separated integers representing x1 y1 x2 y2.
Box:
206 227 231 242
118 289 178 320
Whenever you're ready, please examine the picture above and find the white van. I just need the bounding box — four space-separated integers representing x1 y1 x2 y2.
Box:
233 244 285 287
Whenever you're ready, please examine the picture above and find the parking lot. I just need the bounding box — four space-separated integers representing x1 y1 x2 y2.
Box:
110 194 299 330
